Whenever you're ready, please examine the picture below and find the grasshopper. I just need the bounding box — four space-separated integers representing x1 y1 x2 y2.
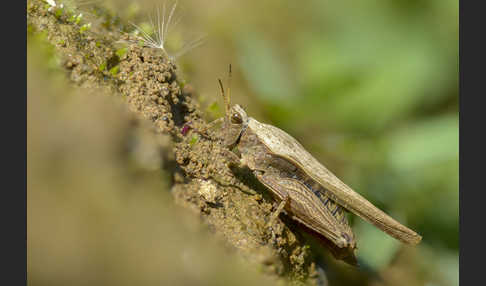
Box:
203 66 422 265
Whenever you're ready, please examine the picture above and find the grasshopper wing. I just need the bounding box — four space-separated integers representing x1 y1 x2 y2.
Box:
256 172 358 265
248 118 422 245
255 172 355 248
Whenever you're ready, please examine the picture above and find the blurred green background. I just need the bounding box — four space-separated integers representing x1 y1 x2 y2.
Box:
182 0 458 276
28 0 458 285
180 0 458 285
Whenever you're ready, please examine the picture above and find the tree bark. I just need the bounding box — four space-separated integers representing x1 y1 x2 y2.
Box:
27 1 321 284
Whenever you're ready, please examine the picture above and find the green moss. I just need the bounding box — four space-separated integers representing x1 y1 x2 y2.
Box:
54 7 63 18
79 23 91 34
27 28 61 74
99 62 107 71
27 23 35 34
109 65 119 76
68 13 82 25
75 14 82 25
115 47 128 59
189 134 199 146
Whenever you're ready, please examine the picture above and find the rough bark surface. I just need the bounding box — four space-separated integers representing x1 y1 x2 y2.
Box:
27 1 321 284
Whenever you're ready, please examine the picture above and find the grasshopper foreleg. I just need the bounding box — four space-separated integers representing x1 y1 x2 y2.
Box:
181 117 224 139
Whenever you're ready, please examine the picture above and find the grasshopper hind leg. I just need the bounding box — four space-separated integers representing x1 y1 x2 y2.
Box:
255 171 359 265
266 195 290 228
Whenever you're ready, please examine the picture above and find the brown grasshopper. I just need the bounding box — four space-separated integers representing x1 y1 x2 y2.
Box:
203 66 422 265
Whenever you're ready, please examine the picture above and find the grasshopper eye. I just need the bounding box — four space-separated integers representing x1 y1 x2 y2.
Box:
231 113 243 124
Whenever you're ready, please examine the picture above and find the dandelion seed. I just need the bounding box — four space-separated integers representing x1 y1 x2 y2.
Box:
45 0 59 12
128 0 205 62
172 34 206 59
45 0 56 7
76 0 102 7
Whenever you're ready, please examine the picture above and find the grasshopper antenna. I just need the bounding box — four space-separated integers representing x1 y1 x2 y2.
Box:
227 64 232 110
218 79 229 116
218 64 232 116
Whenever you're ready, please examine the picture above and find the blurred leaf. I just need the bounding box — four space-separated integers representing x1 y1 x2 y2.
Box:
387 114 458 171
354 219 400 270
291 1 457 132
419 246 459 286
236 33 296 102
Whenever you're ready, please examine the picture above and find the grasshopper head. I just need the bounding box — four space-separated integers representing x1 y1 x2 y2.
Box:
222 104 249 148
217 66 249 148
